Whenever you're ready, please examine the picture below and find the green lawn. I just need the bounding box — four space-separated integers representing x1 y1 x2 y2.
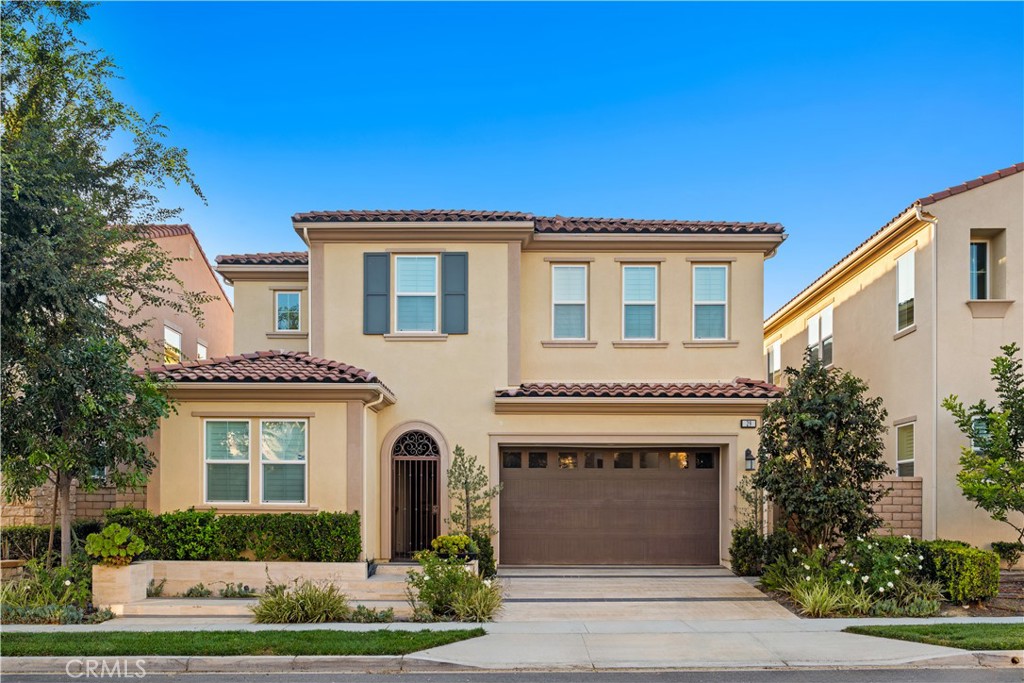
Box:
845 623 1024 651
0 629 485 657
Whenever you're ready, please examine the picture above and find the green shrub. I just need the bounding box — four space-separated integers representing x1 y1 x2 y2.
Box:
0 604 113 625
431 534 477 557
85 524 145 566
925 542 1000 604
763 528 799 567
349 605 394 623
729 527 764 576
0 521 103 560
0 554 94 609
250 581 351 623
789 579 845 617
160 509 218 560
218 582 256 598
182 583 212 598
406 551 480 621
472 530 496 578
451 579 503 622
147 578 167 598
991 541 1024 568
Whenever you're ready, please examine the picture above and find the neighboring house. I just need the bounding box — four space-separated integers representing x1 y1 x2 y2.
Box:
146 210 786 566
764 164 1023 548
1 224 234 527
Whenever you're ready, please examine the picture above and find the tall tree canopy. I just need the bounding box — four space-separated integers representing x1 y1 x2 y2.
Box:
1 2 206 564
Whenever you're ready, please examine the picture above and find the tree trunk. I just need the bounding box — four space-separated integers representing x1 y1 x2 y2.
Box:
46 477 59 568
58 472 72 567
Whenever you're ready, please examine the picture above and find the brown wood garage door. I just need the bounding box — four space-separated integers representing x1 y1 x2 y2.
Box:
499 447 719 565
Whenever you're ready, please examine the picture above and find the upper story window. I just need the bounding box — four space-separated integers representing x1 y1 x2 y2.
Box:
896 422 915 477
622 265 657 340
766 340 782 385
394 255 438 333
260 419 307 504
163 325 182 364
693 265 728 340
896 250 915 331
275 291 301 331
205 420 250 504
552 264 588 340
807 305 833 366
970 241 989 300
196 342 208 360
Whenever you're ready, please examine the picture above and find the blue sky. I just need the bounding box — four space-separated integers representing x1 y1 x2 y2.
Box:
80 2 1023 315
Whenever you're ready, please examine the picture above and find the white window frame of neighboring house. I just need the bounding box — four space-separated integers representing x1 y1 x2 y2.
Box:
767 339 782 384
259 419 308 505
196 341 208 361
393 254 439 334
163 325 182 364
970 240 990 301
692 265 729 340
551 264 589 340
806 305 834 366
621 264 658 340
971 416 989 453
274 291 301 332
896 249 915 332
203 419 251 505
896 422 915 477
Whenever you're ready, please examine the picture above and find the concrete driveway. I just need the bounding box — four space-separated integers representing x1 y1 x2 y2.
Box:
496 566 795 621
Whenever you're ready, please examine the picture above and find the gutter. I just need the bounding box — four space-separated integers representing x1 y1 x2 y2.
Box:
915 203 939 540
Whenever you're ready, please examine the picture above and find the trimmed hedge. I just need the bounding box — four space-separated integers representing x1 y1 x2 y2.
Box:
0 521 104 560
104 507 361 562
729 527 799 576
922 540 1000 604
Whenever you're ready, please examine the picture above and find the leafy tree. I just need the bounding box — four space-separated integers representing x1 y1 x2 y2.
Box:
1 2 205 564
752 351 891 554
942 343 1024 544
446 445 502 536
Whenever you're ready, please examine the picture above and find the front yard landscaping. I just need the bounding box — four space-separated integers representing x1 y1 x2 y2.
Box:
844 623 1024 651
0 629 485 657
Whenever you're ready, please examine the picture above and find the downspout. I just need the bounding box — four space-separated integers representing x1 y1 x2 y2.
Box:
302 226 311 355
915 204 939 540
362 390 388 560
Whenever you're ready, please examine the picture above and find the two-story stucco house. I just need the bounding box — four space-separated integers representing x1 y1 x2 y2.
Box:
764 164 1023 549
145 210 786 566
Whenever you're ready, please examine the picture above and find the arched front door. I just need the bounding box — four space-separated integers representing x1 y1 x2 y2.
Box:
392 430 440 559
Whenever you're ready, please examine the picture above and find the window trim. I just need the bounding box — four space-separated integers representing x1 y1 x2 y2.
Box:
767 339 782 384
896 422 915 477
259 418 309 505
274 291 302 332
896 250 915 332
203 419 251 505
196 341 208 361
970 240 990 301
393 254 440 334
692 264 729 340
621 264 658 340
806 305 834 367
551 264 589 341
164 325 183 364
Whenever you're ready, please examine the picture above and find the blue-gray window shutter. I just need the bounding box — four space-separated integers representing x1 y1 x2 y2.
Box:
441 252 468 334
364 253 390 334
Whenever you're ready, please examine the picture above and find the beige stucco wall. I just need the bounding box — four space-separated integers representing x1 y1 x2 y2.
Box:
765 172 1023 547
231 279 309 354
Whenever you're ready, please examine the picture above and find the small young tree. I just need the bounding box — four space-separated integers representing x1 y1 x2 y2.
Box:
942 343 1024 544
752 351 890 554
446 445 502 536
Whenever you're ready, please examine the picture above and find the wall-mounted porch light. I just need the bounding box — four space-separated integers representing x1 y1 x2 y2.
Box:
744 448 756 471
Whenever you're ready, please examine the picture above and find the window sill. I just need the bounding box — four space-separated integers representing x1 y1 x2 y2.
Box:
267 331 308 339
966 299 1014 319
541 340 598 348
893 324 917 341
612 340 670 348
195 505 318 514
683 340 740 348
383 333 448 342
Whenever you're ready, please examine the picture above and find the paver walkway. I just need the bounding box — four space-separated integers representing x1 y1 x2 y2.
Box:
497 566 795 621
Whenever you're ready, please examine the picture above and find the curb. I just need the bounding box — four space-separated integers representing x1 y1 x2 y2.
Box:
0 656 477 675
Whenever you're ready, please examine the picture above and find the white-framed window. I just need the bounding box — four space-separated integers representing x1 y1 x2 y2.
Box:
622 265 657 340
693 265 728 339
394 255 438 333
971 416 989 453
970 241 989 300
205 420 250 503
275 291 301 331
551 264 588 340
260 419 307 504
164 326 182 364
896 423 915 477
196 342 208 361
896 250 915 331
766 340 782 385
807 305 834 366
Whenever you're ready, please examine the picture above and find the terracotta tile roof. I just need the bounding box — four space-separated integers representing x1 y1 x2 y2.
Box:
142 350 383 385
918 162 1024 206
293 209 533 223
216 251 309 266
139 224 195 239
496 378 781 399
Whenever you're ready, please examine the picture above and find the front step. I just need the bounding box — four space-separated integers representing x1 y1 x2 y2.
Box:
371 562 420 577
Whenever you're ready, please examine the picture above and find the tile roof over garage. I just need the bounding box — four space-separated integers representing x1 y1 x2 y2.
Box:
142 350 383 385
216 251 309 266
496 378 781 399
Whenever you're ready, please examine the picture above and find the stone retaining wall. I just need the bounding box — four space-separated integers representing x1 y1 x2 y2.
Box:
0 480 146 527
872 476 923 538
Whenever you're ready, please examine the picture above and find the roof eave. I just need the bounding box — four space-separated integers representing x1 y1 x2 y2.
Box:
292 221 537 244
215 263 309 284
166 381 395 409
528 232 786 255
493 395 773 415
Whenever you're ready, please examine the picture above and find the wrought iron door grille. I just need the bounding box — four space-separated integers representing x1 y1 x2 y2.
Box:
392 431 440 559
